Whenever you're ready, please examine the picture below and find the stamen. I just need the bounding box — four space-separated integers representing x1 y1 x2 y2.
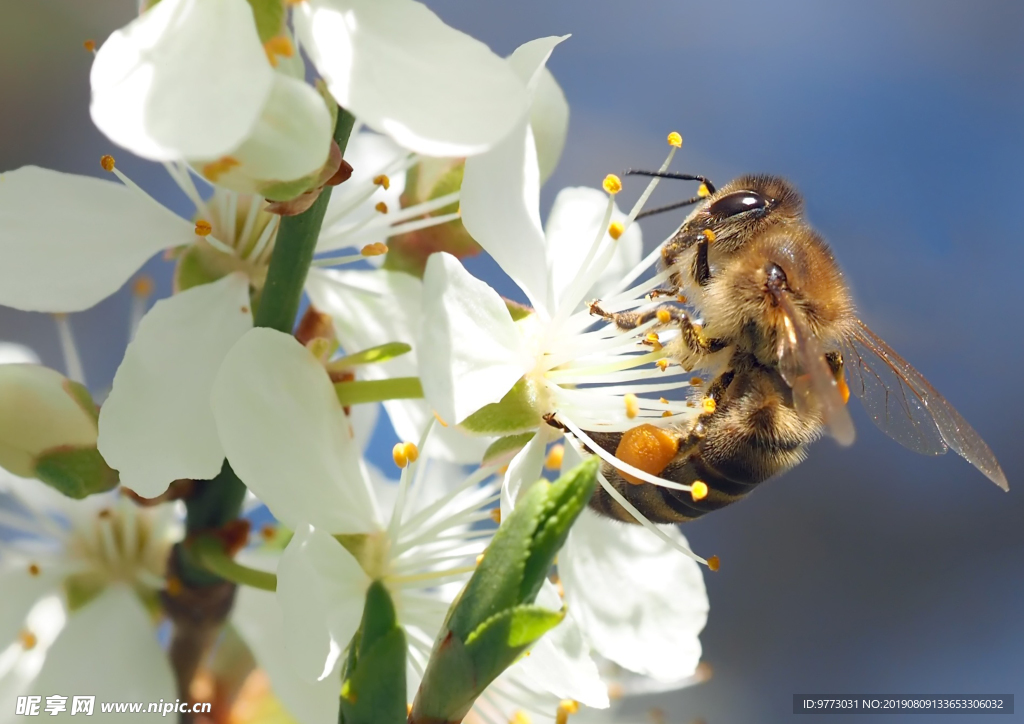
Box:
510 711 532 724
667 131 683 148
624 393 640 419
194 219 213 236
555 700 579 724
657 359 670 371
392 443 413 468
625 145 679 223
261 524 277 541
375 201 389 214
263 35 294 67
28 563 40 576
373 174 391 190
247 214 280 263
544 444 565 471
19 630 37 650
691 481 708 501
602 174 622 195
387 421 434 542
202 156 241 183
608 221 625 240
53 314 86 386
129 275 154 341
489 508 501 524
708 555 721 572
702 397 716 414
690 376 704 386
361 242 388 256
83 39 96 53
656 309 672 324
433 411 449 427
100 155 115 172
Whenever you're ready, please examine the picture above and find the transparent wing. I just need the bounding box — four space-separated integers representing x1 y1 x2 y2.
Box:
774 292 856 446
842 319 1007 490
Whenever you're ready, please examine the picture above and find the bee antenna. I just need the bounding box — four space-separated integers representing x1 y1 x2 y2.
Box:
623 170 717 194
635 196 706 221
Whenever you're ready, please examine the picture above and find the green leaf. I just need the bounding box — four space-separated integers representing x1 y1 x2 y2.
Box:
329 342 412 369
463 604 565 684
34 447 119 499
245 0 286 44
481 432 535 468
460 378 542 434
340 581 407 724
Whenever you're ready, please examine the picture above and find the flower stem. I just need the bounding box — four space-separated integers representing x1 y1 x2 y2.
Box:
334 377 423 406
191 535 278 592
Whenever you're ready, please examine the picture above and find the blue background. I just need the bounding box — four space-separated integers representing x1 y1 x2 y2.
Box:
2 1 1022 722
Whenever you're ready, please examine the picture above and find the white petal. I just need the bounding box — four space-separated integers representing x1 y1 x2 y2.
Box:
211 327 380 532
90 0 272 161
0 167 192 312
499 430 549 520
0 595 66 714
560 509 709 682
278 524 369 682
318 133 407 254
419 254 531 425
511 581 608 708
531 68 569 186
233 552 340 724
98 274 253 498
295 0 528 157
0 344 38 365
0 565 61 654
191 73 332 195
546 187 641 310
305 268 490 462
27 586 175 719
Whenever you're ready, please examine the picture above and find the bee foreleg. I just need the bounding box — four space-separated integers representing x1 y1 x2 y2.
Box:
693 235 711 286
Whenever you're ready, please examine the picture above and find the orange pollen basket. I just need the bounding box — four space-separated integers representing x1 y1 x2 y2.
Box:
614 424 680 485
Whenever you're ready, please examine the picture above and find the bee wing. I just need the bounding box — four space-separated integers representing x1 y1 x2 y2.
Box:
842 320 1007 490
774 291 856 446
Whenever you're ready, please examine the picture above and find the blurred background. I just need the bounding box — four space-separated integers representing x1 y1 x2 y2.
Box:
2 0 1022 722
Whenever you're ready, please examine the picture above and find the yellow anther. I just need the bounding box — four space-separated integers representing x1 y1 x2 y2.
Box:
544 444 565 471
373 174 391 190
263 35 294 67
702 228 717 243
132 275 155 297
475 553 485 565
375 201 389 214
260 524 276 541
194 219 213 237
403 442 419 464
100 155 115 172
490 508 501 524
392 443 409 468
656 309 672 324
97 508 112 519
608 221 625 240
698 183 711 198
662 410 673 417
602 174 622 195
686 400 696 407
702 397 717 414
615 424 680 485
201 156 241 182
646 332 660 344
707 555 721 572
691 480 708 501
510 712 532 724
19 630 37 650
166 576 183 597
555 700 580 724
360 242 388 256
677 294 688 303
659 397 669 404
433 411 449 427
656 359 670 371
83 39 97 53
667 131 683 148
624 393 640 419
28 563 40 576
608 682 625 700
690 376 704 386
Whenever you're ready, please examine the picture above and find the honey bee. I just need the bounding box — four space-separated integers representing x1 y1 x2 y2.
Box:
582 172 1008 524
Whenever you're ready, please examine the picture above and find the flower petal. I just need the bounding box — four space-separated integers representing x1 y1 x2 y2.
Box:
531 68 569 186
419 254 531 425
277 524 369 683
545 186 641 310
0 167 192 312
511 580 609 708
295 0 528 157
98 274 253 498
0 344 38 365
211 327 380 532
560 508 709 682
499 430 549 520
90 0 273 161
0 563 61 656
305 268 490 462
460 36 567 312
27 586 176 711
0 595 66 714
233 552 340 724
191 73 332 196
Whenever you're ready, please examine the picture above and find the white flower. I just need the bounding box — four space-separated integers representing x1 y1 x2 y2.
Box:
209 327 604 717
91 0 333 196
91 0 533 170
0 474 179 715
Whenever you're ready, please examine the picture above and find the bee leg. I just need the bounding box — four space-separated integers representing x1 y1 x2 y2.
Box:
693 235 711 286
588 302 687 331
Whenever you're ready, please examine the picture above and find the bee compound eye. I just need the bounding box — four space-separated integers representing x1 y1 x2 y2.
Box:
708 190 769 218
